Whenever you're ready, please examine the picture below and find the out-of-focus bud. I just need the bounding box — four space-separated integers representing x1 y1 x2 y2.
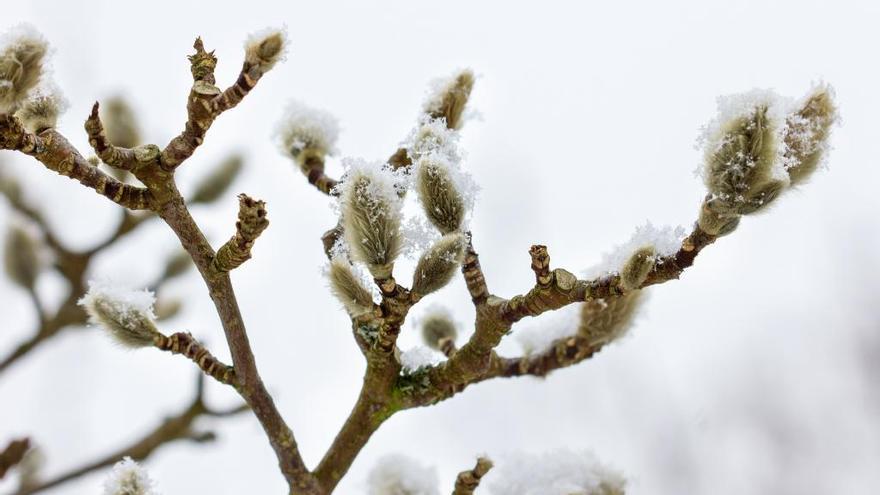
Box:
102 96 141 148
420 308 458 351
340 166 403 279
153 298 182 321
160 250 192 281
416 157 465 234
15 84 67 133
619 246 655 291
244 28 288 74
782 85 838 186
3 222 42 290
0 26 49 115
423 68 475 130
190 154 243 204
367 454 439 495
78 281 160 349
328 257 375 317
411 232 466 298
578 291 644 347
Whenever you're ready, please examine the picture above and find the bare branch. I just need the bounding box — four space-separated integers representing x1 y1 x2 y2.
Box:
453 457 493 495
154 332 236 386
0 438 30 480
212 194 269 273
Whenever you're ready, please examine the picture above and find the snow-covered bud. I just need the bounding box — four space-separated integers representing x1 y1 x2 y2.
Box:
340 166 403 279
244 27 287 74
276 101 340 165
411 232 466 298
328 256 375 317
102 457 157 495
406 117 460 163
782 84 838 186
416 157 466 234
488 450 625 495
15 85 67 133
0 26 49 115
191 154 243 204
102 96 141 148
367 454 439 495
578 291 643 347
3 222 42 290
619 246 655 291
701 94 787 220
423 68 474 130
79 281 160 349
420 307 458 351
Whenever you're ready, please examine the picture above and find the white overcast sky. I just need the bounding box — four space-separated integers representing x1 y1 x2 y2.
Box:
2 0 879 494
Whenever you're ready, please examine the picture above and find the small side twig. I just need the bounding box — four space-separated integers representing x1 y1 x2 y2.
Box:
212 194 269 273
0 438 30 480
453 456 493 495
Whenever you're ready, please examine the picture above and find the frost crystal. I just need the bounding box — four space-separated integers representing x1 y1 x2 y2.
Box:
583 222 685 280
399 346 444 372
487 450 625 495
102 457 157 495
276 100 340 156
367 454 439 495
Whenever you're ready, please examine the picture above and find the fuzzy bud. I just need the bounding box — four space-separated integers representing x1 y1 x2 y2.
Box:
160 250 192 281
102 457 157 495
367 454 439 495
340 167 403 279
420 308 458 351
416 157 466 234
0 26 49 115
423 68 475 130
702 100 785 218
79 281 161 349
190 154 243 204
411 232 466 298
276 101 340 164
578 291 644 347
154 298 182 321
783 85 838 186
15 84 67 133
244 28 287 74
619 246 655 291
3 222 42 290
328 257 375 317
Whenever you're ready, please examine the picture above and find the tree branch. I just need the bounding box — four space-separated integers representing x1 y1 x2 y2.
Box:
212 194 269 273
452 457 493 495
0 438 30 480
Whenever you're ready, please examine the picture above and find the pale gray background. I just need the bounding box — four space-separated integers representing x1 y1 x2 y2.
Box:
1 0 879 493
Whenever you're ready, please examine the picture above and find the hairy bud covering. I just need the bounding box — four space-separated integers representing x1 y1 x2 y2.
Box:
191 154 243 204
245 28 288 74
423 68 474 130
578 291 644 347
411 232 466 297
783 85 838 186
0 26 48 115
79 281 160 349
340 167 403 279
619 246 655 291
328 257 375 317
416 157 466 234
16 85 67 133
420 308 458 350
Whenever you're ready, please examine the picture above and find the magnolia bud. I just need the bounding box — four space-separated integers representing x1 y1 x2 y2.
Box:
340 167 403 279
328 257 375 317
783 85 838 186
411 232 466 298
160 250 192 281
190 154 243 204
416 157 466 234
153 298 182 321
420 308 458 351
619 246 655 291
15 85 67 133
0 26 48 115
423 68 475 130
578 291 644 347
3 223 42 290
703 101 784 217
276 101 339 163
79 281 160 349
245 28 287 74
102 457 156 495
